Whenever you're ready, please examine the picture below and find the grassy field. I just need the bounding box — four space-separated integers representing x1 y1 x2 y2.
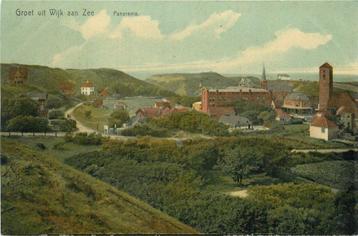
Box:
2 136 101 162
291 160 357 190
258 124 349 149
72 104 112 132
1 140 197 234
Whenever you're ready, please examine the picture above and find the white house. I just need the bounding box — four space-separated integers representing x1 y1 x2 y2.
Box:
309 112 338 141
80 80 95 96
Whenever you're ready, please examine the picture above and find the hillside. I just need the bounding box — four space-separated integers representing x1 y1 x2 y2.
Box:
0 140 197 234
1 63 175 98
147 72 260 96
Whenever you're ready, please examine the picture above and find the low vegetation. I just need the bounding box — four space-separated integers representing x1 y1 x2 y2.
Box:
1 140 196 234
65 137 357 234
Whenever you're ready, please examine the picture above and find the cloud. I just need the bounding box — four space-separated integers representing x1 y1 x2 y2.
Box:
169 10 241 41
210 28 332 71
78 10 111 39
116 28 333 73
110 16 163 40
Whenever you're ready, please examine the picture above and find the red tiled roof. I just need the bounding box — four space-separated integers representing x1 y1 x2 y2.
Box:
319 62 333 69
310 113 337 128
100 88 109 97
136 107 161 118
81 80 94 88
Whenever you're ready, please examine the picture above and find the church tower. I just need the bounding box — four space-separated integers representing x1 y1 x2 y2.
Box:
260 64 268 90
318 62 333 111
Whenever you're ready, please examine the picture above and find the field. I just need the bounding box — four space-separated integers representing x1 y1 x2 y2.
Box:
0 139 196 234
291 160 357 190
2 136 101 162
72 104 112 132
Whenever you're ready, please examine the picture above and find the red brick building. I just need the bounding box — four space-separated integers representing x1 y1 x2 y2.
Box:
318 62 333 111
201 87 273 118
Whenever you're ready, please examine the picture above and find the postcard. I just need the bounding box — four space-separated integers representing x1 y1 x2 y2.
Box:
1 0 357 235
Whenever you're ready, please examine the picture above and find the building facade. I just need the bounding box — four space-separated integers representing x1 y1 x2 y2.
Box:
80 80 95 96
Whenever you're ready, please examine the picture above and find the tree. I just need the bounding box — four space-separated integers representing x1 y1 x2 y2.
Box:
1 97 39 130
6 116 49 134
108 110 130 128
220 146 264 184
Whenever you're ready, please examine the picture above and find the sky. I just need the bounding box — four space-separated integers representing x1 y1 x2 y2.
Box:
1 1 358 76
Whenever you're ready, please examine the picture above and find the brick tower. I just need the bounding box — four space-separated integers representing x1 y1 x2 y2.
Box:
318 62 333 111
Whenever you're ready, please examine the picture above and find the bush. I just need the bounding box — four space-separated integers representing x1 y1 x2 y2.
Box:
51 119 76 132
48 110 64 120
149 111 229 136
120 124 170 137
35 143 46 150
67 132 103 145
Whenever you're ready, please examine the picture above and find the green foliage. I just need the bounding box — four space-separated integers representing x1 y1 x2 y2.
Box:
48 110 65 119
234 100 273 125
65 132 103 145
65 137 344 234
1 96 39 129
170 96 200 107
108 110 130 128
291 160 357 189
6 115 49 133
149 111 229 136
120 124 170 137
1 140 196 234
50 119 76 132
46 95 65 109
248 183 338 234
219 147 264 184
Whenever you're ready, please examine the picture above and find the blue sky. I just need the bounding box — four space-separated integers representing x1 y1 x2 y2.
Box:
1 1 358 75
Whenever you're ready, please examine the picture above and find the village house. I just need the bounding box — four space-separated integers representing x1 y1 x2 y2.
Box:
80 80 95 96
8 66 28 85
59 81 75 96
309 112 338 141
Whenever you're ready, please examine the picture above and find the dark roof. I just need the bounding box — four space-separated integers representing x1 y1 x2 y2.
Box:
285 92 310 101
319 62 333 69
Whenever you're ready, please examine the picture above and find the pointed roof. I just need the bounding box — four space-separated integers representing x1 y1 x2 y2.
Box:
319 62 333 69
262 64 267 81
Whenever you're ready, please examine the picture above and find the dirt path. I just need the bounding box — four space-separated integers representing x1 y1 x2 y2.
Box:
228 190 248 198
64 103 98 133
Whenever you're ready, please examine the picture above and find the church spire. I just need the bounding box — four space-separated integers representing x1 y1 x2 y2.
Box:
262 63 267 81
260 64 268 90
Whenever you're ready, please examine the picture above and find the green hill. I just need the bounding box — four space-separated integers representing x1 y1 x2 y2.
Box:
0 140 197 234
1 63 175 98
147 72 260 96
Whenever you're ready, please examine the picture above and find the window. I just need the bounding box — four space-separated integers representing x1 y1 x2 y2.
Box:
321 127 325 133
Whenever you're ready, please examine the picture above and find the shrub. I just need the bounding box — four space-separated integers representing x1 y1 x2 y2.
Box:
120 124 170 137
69 132 103 145
48 110 64 120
